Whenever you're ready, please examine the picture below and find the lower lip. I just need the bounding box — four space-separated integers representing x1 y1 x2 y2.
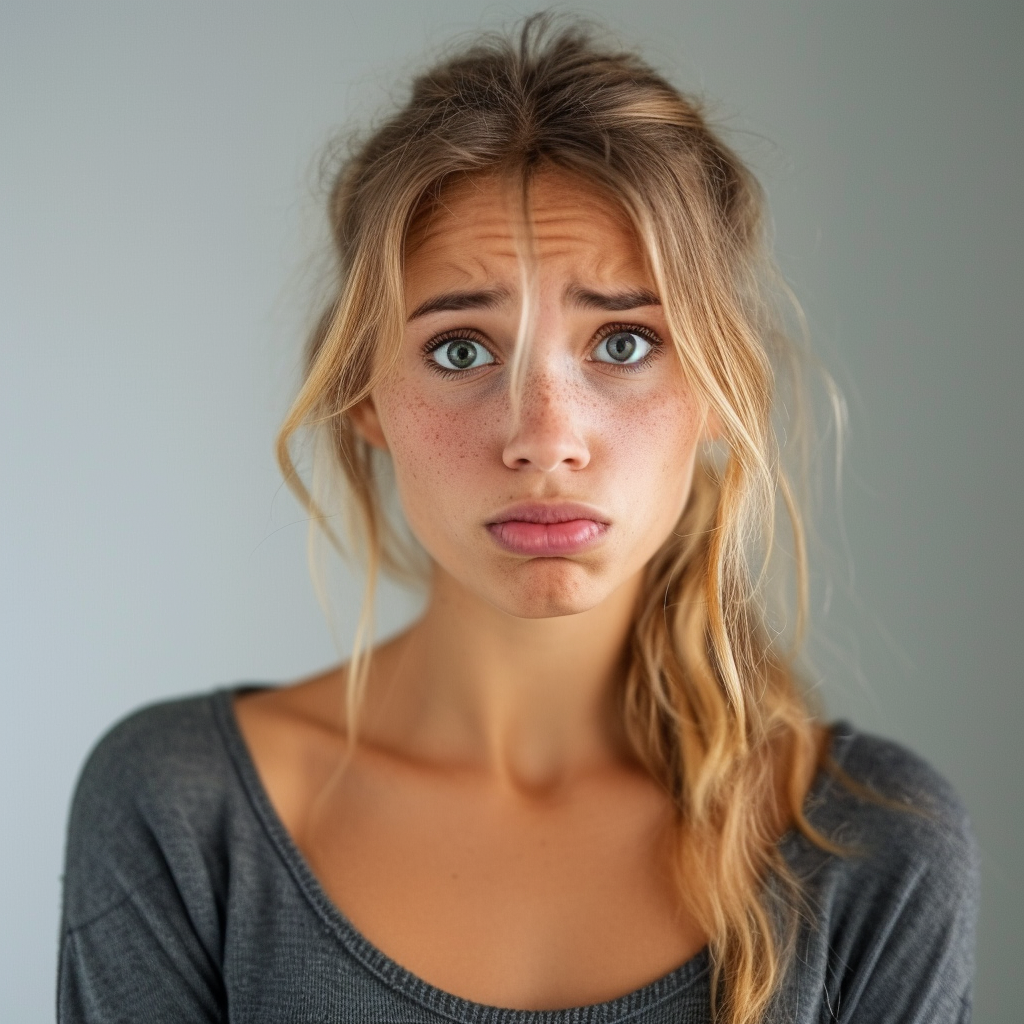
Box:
486 519 608 556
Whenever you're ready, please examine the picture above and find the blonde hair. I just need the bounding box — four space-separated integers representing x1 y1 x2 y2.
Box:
278 16 838 1024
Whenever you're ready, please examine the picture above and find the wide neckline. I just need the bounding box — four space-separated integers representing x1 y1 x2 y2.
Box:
211 684 844 1024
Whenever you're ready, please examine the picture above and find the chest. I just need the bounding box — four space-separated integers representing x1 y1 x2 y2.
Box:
297 760 706 1010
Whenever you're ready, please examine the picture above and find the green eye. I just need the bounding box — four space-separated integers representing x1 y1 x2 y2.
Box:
431 338 495 371
593 331 652 364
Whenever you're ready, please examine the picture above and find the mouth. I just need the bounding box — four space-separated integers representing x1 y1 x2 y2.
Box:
485 502 610 557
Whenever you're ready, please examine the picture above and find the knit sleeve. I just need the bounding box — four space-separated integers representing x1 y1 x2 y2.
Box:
58 697 230 1023
820 732 981 1024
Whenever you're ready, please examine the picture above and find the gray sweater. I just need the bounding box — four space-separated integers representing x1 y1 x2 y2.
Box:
58 687 979 1023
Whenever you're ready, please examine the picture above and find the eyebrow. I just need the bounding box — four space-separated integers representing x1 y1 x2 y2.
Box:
564 284 661 311
406 283 661 322
407 287 513 321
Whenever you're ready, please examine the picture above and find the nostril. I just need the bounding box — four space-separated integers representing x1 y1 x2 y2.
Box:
501 426 590 472
500 377 591 471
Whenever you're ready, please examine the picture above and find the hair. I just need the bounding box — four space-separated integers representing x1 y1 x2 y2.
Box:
278 15 841 1024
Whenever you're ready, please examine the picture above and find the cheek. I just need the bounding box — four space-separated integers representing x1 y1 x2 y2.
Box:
606 391 702 569
603 383 701 497
376 382 495 528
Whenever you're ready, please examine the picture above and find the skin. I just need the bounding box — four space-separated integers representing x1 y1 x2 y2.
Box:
236 169 723 1009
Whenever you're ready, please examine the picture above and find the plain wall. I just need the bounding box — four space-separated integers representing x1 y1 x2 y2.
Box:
2 2 1020 1021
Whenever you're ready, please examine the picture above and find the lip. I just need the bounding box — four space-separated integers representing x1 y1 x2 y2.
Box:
485 502 610 557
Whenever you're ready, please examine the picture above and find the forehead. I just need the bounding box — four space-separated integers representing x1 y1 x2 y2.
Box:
403 169 651 294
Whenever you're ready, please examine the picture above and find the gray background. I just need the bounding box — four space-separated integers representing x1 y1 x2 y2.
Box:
1 2 1020 1021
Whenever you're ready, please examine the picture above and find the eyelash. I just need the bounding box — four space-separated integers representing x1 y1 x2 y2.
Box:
593 322 664 373
422 323 665 377
422 328 492 379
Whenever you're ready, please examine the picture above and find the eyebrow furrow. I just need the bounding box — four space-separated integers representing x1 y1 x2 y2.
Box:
407 284 661 321
566 285 661 311
407 288 512 320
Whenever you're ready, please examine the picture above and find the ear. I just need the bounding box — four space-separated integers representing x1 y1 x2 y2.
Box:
348 396 390 451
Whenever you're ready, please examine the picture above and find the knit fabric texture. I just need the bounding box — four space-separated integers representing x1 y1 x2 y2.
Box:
58 688 979 1023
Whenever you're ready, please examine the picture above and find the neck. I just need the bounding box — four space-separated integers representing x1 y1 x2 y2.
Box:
363 565 643 789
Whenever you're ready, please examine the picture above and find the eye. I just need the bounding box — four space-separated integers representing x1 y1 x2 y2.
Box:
592 330 654 365
430 337 495 372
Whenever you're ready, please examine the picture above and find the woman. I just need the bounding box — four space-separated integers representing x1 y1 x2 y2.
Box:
59 17 979 1024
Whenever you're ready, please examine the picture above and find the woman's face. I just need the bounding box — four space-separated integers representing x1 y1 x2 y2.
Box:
360 169 708 619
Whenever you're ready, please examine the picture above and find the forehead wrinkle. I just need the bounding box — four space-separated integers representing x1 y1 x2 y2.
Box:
407 186 516 251
405 175 656 315
588 247 651 284
411 176 636 248
430 252 520 290
408 214 525 262
414 191 628 254
521 215 647 268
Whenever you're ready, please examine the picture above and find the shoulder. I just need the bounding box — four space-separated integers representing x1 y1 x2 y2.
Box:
63 689 248 929
60 690 270 1020
74 690 227 786
788 723 980 1021
819 723 979 877
68 690 235 836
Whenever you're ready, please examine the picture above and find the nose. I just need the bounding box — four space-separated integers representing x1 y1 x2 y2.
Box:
501 370 591 472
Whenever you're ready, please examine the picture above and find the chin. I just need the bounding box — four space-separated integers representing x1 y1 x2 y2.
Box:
487 559 610 619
